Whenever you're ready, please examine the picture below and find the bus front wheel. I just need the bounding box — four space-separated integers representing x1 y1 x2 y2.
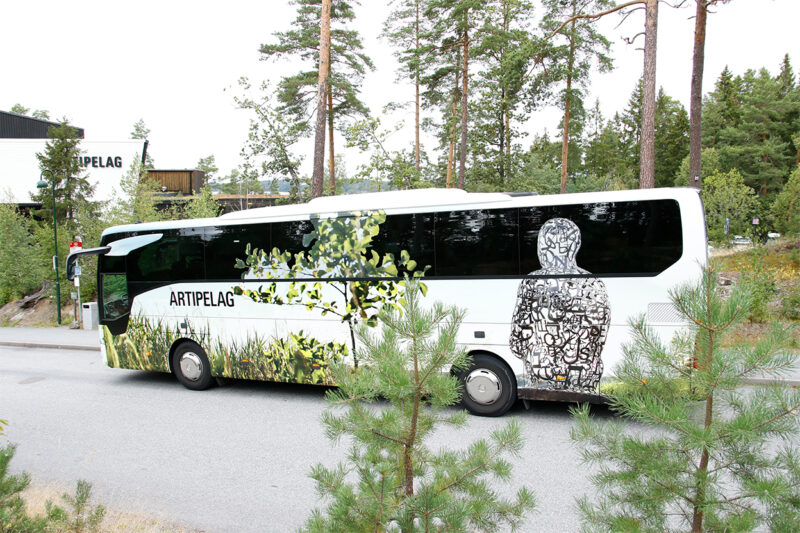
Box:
458 353 517 417
172 342 214 391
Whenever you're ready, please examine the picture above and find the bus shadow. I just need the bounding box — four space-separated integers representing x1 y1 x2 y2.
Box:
111 371 620 420
507 399 619 420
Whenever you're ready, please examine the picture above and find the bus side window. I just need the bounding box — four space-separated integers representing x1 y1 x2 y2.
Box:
204 224 270 280
271 220 315 259
519 200 683 276
101 274 129 320
128 230 204 282
435 209 519 277
371 213 435 277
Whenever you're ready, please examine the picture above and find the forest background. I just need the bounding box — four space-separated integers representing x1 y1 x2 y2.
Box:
3 0 800 315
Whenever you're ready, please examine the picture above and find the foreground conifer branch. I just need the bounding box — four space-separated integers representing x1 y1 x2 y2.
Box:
572 266 800 532
303 280 535 532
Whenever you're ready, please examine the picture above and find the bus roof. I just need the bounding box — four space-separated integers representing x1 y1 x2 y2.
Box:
101 187 701 237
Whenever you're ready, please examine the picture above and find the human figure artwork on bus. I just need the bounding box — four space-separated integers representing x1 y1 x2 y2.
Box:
509 218 610 392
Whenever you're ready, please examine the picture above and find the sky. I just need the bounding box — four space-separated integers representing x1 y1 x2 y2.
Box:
2 0 799 182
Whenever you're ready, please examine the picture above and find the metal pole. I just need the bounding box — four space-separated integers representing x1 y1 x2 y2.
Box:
51 178 61 325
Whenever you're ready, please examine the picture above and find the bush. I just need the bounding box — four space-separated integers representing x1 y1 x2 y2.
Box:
0 203 47 306
701 168 760 243
771 164 800 236
0 444 105 533
739 245 777 322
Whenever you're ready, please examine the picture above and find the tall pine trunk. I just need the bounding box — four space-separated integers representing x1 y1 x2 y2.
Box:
446 71 459 188
457 14 470 190
415 0 421 174
328 62 335 194
560 16 577 195
639 0 658 189
688 0 707 190
311 0 332 199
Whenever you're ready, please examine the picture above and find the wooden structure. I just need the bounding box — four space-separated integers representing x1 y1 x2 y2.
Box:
147 169 206 195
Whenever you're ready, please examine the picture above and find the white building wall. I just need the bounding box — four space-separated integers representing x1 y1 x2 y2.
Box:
0 139 145 204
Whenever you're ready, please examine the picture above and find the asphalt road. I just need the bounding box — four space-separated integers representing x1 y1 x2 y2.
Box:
0 345 608 532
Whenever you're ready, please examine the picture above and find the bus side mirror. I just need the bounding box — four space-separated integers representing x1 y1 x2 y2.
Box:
66 247 111 281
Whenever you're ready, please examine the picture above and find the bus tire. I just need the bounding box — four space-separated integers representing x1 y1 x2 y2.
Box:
458 353 517 417
172 342 214 391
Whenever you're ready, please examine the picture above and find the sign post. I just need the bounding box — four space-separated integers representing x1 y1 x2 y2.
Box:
69 240 82 328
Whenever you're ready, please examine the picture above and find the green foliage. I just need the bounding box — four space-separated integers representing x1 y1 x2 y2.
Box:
0 446 104 533
303 281 535 532
180 185 221 220
129 119 154 168
780 281 800 321
0 202 47 306
343 116 426 189
572 267 800 532
45 480 106 533
258 0 373 133
0 445 47 533
771 164 800 235
107 159 164 225
195 154 218 183
673 146 720 187
9 104 50 120
701 168 759 242
33 122 96 233
703 61 800 196
233 78 303 201
234 210 425 364
739 245 777 323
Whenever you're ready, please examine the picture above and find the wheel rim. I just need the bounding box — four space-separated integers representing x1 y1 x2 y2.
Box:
464 369 502 405
179 351 204 382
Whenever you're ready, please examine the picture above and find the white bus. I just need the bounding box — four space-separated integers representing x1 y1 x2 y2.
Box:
68 187 706 416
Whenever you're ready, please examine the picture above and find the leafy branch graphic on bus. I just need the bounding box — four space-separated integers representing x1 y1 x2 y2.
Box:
510 218 610 393
101 318 346 385
233 210 426 366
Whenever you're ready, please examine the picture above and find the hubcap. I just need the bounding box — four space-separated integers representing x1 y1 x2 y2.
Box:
465 369 502 405
179 352 203 381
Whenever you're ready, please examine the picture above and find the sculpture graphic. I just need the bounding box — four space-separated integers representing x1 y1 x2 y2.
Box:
509 218 610 392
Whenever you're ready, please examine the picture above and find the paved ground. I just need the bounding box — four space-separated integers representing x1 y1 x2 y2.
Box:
0 326 99 351
1 334 601 532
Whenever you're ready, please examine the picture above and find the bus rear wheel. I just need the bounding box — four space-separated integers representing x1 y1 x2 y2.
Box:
458 354 517 417
172 342 213 391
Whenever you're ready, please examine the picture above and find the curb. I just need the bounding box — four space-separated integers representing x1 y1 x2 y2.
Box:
0 341 100 352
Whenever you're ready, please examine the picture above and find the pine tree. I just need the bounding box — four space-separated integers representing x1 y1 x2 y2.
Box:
654 88 689 187
303 281 535 531
195 155 218 183
572 267 800 532
718 68 795 195
541 0 613 194
130 119 154 168
33 121 95 233
109 160 163 224
702 66 742 149
383 0 430 175
259 0 373 195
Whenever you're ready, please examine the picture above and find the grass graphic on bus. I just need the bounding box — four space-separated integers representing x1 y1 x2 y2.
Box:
101 317 348 385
